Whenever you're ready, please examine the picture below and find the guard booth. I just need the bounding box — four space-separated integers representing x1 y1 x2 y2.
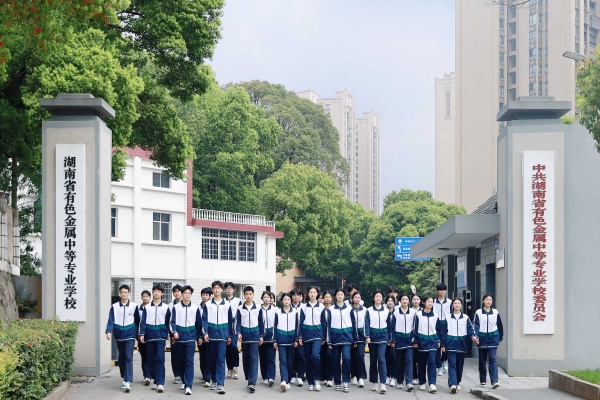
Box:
413 97 600 376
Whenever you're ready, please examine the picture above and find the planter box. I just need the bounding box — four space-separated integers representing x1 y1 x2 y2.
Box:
549 370 600 400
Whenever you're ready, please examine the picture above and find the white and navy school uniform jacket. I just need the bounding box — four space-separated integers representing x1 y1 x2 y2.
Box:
352 305 367 343
236 302 264 343
445 312 475 353
299 301 326 342
474 308 503 349
433 298 451 325
140 301 171 341
412 309 442 352
170 301 203 342
390 307 416 349
202 298 234 342
261 305 277 343
106 301 139 341
327 303 357 346
274 307 298 346
365 305 390 344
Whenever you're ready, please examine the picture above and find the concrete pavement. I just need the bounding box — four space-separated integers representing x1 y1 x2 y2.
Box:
61 351 578 400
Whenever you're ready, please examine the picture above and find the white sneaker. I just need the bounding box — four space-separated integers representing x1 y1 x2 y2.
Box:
419 384 426 391
281 381 288 392
157 385 164 393
492 382 500 389
326 380 333 387
144 377 151 386
217 385 226 394
450 385 457 393
120 381 127 389
443 361 448 372
124 382 131 393
227 370 233 379
180 383 185 390
437 368 443 376
269 379 275 387
429 384 437 393
286 383 291 390
152 384 158 390
174 377 182 384
457 385 462 391
291 377 297 384
380 384 387 393
413 379 419 385
386 377 391 385
263 379 269 385
351 377 358 385
308 384 315 391
371 383 379 391
315 381 321 391
185 387 192 395
297 378 303 387
390 378 396 387
203 381 210 387
343 382 349 393
233 367 239 379
358 378 365 388
396 382 402 389
406 384 414 391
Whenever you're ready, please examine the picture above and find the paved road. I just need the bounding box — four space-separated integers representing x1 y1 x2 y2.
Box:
62 351 578 400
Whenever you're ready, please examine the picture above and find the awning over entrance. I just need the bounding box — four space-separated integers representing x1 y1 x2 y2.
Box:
411 214 500 258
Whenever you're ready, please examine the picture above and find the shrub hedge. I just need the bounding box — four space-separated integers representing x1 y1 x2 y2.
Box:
0 319 79 400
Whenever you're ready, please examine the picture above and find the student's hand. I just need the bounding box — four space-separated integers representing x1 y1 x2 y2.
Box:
204 334 209 342
238 333 243 342
294 342 298 348
437 342 440 349
197 338 203 346
227 337 232 345
106 333 111 340
273 343 278 350
391 343 395 348
322 340 326 346
353 343 357 348
328 345 332 349
471 336 478 342
173 332 179 340
298 339 303 346
413 344 418 349
140 335 145 343
259 338 264 346
366 338 371 344
442 347 445 352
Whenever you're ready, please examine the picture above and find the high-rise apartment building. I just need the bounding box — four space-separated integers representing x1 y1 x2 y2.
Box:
436 0 590 212
356 111 381 215
434 72 456 205
297 89 380 214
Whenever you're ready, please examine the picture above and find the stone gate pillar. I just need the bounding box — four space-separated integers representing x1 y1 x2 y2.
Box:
41 93 114 376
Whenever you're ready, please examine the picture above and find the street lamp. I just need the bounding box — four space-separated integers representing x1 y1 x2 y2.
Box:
563 51 585 62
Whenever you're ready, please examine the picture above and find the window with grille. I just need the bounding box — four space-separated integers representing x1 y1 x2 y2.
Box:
153 213 170 241
201 228 256 262
152 172 170 188
111 208 117 238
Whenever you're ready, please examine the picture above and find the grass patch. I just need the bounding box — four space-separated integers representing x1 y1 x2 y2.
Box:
567 369 600 385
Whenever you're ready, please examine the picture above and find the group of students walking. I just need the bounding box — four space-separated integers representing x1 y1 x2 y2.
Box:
105 281 503 395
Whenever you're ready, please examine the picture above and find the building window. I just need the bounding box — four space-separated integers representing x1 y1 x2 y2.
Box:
153 213 170 241
111 208 117 238
153 282 173 303
201 228 256 262
152 172 170 188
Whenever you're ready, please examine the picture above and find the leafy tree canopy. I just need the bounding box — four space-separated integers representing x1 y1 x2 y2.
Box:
576 56 600 153
187 85 281 213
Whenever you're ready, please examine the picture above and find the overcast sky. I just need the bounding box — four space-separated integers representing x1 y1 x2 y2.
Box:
210 0 455 205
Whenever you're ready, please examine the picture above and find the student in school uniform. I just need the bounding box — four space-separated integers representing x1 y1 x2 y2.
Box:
413 296 443 394
236 285 264 393
320 291 334 387
344 284 364 307
105 284 139 393
410 294 422 385
274 292 298 392
170 285 203 395
168 284 184 385
259 291 277 386
350 291 367 388
139 284 171 393
384 294 397 388
198 287 213 387
327 288 357 393
290 288 305 386
366 290 390 394
390 293 416 392
433 283 451 376
474 294 504 389
137 290 151 386
224 282 242 380
388 287 400 307
202 280 234 395
445 298 477 394
298 286 327 392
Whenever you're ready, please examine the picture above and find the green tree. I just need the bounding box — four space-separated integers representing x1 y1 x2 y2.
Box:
258 162 355 274
186 85 281 213
576 55 600 152
354 190 465 295
232 81 349 184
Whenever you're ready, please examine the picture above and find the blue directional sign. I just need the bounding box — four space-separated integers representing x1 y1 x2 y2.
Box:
394 237 430 261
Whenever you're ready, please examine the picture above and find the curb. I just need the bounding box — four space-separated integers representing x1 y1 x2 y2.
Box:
41 380 69 400
468 388 510 400
549 369 600 400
